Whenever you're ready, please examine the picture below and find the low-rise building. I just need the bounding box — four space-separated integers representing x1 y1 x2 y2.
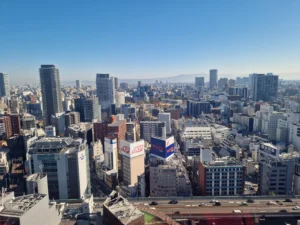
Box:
198 157 245 196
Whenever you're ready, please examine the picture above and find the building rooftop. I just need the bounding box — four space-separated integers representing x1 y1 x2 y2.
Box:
26 173 47 182
104 191 143 224
0 194 46 217
203 157 243 167
108 120 125 127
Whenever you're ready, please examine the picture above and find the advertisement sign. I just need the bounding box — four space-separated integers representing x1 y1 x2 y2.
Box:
120 140 144 158
151 137 175 158
260 143 278 158
165 136 174 148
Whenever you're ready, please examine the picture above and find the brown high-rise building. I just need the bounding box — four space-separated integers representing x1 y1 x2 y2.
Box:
168 108 181 120
65 111 80 128
93 121 108 145
107 120 126 152
0 115 12 139
10 114 21 136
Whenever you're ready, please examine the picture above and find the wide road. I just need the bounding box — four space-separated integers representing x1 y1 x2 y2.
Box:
131 198 300 215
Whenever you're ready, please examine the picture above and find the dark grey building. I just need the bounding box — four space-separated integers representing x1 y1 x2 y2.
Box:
84 97 100 122
96 74 115 110
0 73 9 97
252 73 278 102
209 69 218 90
195 77 205 89
187 100 211 117
140 121 166 143
39 65 63 125
75 96 100 122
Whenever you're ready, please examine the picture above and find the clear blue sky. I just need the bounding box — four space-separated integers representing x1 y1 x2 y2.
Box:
1 0 300 84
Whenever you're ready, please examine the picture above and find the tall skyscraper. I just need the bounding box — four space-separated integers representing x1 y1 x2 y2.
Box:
0 73 10 97
195 77 205 89
39 65 63 125
209 69 218 90
96 74 115 110
252 73 279 102
76 80 81 89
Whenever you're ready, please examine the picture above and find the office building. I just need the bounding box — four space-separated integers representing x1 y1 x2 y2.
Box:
120 140 145 186
28 137 90 199
84 97 100 122
93 120 108 145
228 79 236 87
289 124 300 151
113 77 119 89
126 122 136 142
187 100 211 117
0 115 12 139
65 111 80 128
103 191 145 225
62 97 72 111
67 123 92 143
96 73 115 110
104 137 118 170
218 78 228 90
50 112 65 136
0 73 9 97
10 114 21 136
115 91 125 107
195 77 205 89
21 113 36 130
252 73 279 102
39 65 63 125
76 79 81 89
0 193 61 225
258 152 300 195
75 96 100 122
140 121 166 143
209 69 218 89
198 157 245 196
158 112 171 134
150 152 192 197
26 173 49 195
107 120 127 151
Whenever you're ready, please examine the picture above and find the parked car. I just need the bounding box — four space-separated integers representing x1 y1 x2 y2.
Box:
174 211 180 214
233 210 242 213
284 199 293 202
247 199 255 203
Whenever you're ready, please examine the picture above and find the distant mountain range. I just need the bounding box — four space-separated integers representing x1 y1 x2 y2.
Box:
57 72 300 86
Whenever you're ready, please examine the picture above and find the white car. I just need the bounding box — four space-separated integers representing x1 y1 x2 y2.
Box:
210 199 217 203
267 201 276 205
293 206 300 210
185 205 191 207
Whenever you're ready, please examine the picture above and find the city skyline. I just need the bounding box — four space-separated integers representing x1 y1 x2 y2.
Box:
1 0 300 84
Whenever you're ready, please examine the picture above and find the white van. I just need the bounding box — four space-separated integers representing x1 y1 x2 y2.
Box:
233 210 242 213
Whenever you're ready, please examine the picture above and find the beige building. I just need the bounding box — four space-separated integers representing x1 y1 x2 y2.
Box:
120 140 145 186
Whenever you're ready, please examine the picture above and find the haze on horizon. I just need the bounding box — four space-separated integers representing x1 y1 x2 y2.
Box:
1 0 300 84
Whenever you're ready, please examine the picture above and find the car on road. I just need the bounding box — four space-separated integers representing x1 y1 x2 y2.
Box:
293 206 300 210
174 211 180 214
284 199 293 202
144 203 149 206
247 199 255 203
169 200 178 204
150 207 156 210
150 201 158 206
279 210 288 213
233 210 242 213
210 199 217 203
198 203 207 206
214 201 221 206
240 202 248 206
267 201 276 205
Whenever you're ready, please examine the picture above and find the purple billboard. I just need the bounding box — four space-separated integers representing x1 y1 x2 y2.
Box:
151 137 175 158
